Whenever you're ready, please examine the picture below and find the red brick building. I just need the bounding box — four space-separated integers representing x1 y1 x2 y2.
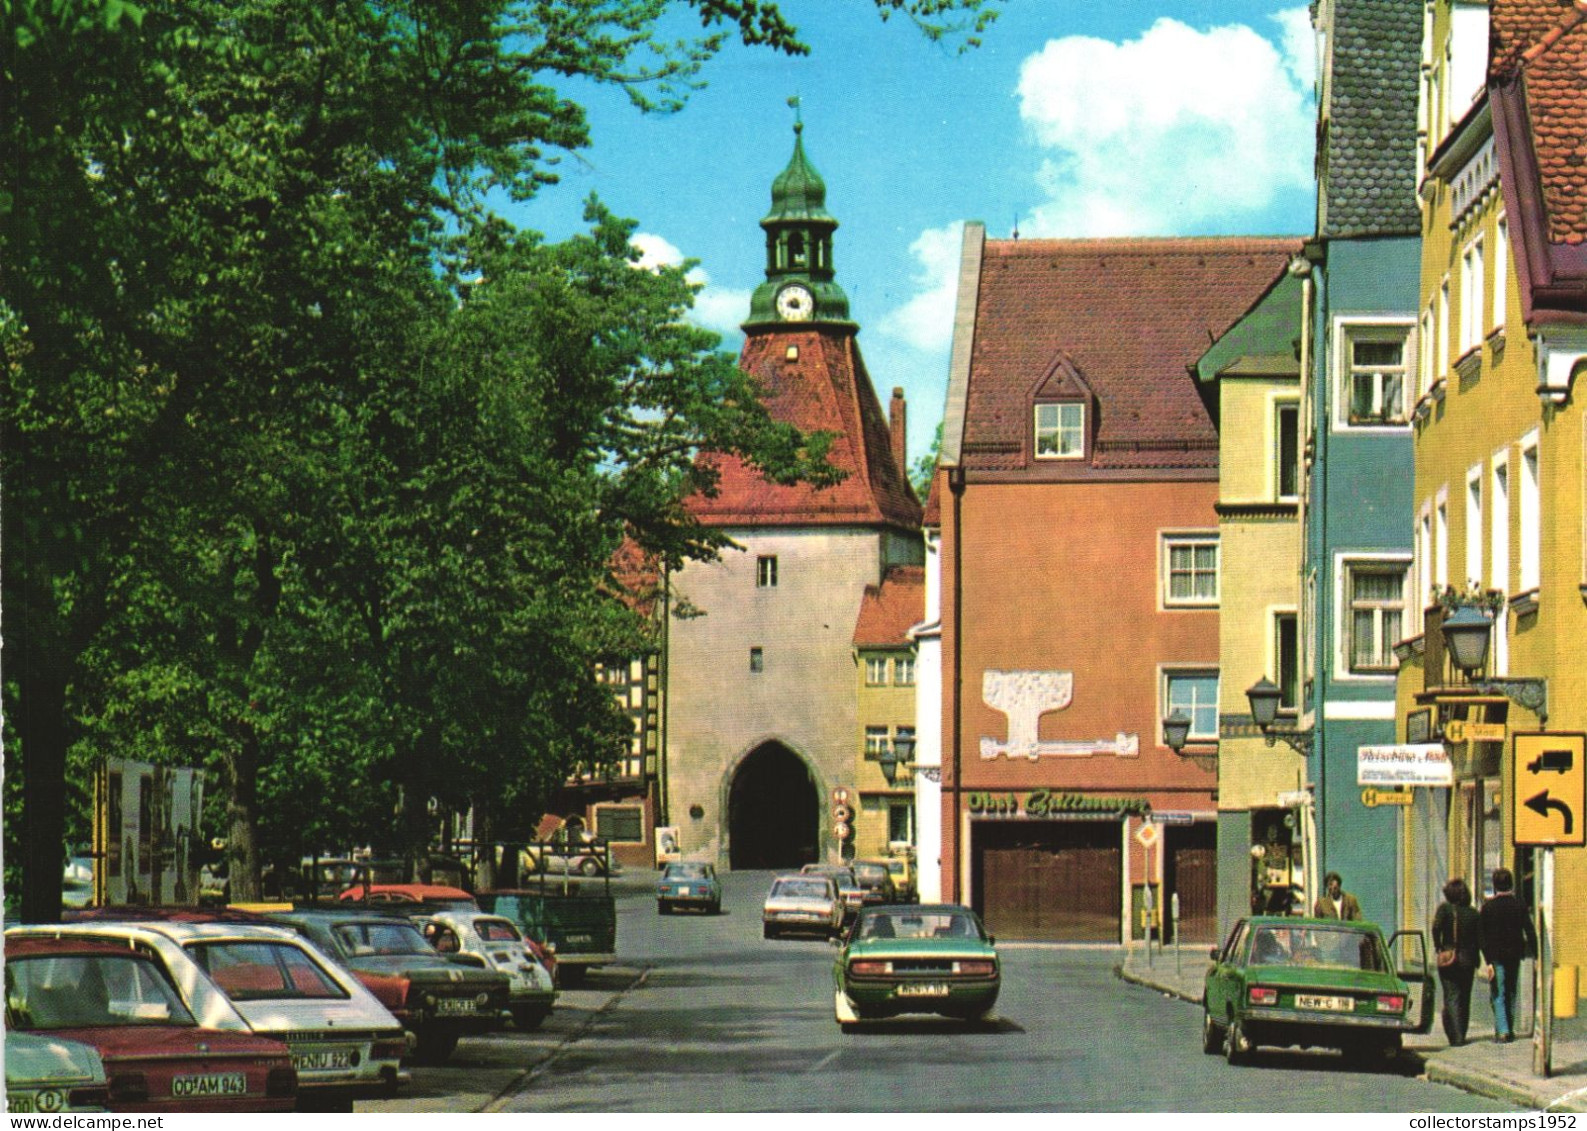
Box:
935 226 1297 942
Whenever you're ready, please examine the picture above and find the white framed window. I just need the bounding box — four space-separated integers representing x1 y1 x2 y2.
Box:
1493 217 1509 332
1435 494 1449 590
750 646 764 673
1163 670 1220 741
1492 454 1510 597
756 555 778 588
1417 507 1433 630
1339 323 1411 427
1342 559 1409 674
864 656 889 686
1162 533 1219 607
893 656 915 687
1034 402 1085 459
1520 433 1540 592
1466 465 1483 589
1275 401 1300 501
1419 308 1435 397
864 726 889 758
1460 237 1485 354
1437 280 1450 381
1275 612 1299 713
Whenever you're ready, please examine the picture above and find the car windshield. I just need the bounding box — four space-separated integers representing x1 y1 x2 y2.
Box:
664 864 711 880
853 863 887 884
7 954 197 1030
773 879 832 900
858 910 980 941
1249 925 1388 972
189 941 349 1001
332 922 432 957
474 919 522 943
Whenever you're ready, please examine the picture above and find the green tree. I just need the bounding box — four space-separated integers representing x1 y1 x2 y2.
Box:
3 0 997 918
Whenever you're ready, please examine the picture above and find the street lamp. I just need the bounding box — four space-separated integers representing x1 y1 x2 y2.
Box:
1245 676 1314 757
1440 604 1549 724
879 732 915 786
1161 712 1193 756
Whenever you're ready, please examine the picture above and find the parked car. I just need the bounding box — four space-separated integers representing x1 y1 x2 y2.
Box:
337 882 478 912
1202 916 1434 1066
799 863 866 921
656 862 722 915
478 877 614 986
762 874 843 940
9 920 408 1110
831 904 1001 1031
522 839 620 877
5 935 298 1113
5 1031 110 1114
261 908 511 1064
870 855 917 903
415 911 557 1030
849 860 897 906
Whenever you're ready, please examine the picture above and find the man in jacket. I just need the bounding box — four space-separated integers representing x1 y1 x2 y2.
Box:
1479 866 1537 1042
1312 871 1363 920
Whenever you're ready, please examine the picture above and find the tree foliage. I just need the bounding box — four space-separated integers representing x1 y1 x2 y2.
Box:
3 0 995 916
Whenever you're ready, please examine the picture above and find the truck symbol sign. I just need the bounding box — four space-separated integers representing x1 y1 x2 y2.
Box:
1527 748 1574 775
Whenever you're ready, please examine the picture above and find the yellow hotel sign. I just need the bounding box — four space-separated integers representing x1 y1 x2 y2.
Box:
1512 733 1586 847
1444 719 1506 744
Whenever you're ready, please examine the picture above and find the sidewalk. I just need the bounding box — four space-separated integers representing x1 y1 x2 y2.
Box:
1118 943 1587 1111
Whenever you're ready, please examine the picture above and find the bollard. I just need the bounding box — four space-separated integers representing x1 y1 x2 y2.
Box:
1554 965 1579 1020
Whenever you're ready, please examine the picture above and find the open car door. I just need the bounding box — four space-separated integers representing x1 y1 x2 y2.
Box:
1388 928 1435 1033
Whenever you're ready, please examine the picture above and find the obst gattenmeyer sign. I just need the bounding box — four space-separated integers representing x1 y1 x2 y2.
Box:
1512 732 1586 847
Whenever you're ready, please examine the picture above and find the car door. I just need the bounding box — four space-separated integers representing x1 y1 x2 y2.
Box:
1387 929 1435 1033
1204 921 1248 1018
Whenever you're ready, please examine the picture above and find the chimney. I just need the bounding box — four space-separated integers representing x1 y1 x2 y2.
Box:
889 387 908 473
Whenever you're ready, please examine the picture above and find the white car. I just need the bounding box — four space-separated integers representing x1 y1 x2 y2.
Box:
762 874 844 940
7 921 408 1110
5 1032 109 1113
417 911 556 1030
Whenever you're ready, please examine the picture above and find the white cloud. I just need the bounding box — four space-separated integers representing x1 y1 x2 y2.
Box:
877 223 964 354
632 231 749 340
1014 12 1314 237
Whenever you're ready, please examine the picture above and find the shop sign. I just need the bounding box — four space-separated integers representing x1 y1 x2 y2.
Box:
966 791 1151 818
1357 743 1451 787
1360 787 1413 808
1444 719 1506 744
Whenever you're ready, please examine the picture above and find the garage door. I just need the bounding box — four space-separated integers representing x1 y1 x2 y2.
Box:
972 821 1121 942
1165 823 1217 943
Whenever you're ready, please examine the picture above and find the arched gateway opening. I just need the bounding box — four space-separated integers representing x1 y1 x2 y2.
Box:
728 742 818 871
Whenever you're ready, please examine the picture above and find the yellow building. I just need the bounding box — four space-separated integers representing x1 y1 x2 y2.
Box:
1398 0 1587 987
852 566 924 860
1196 268 1312 937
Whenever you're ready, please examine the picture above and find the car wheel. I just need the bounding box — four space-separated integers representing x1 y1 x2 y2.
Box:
763 923 777 940
658 901 671 915
512 1005 551 1031
1225 1019 1249 1066
1201 1010 1225 1055
412 1028 460 1065
578 857 600 876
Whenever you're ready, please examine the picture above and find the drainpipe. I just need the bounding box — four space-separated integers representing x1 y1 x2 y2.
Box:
949 464 968 903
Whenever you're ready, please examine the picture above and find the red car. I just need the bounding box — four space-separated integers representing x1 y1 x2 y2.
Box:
5 937 298 1113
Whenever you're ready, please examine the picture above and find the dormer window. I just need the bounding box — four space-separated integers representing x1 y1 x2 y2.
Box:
1034 402 1085 459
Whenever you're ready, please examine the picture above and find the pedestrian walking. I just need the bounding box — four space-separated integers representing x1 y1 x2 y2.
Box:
1432 877 1482 1045
1312 871 1363 920
1478 866 1537 1043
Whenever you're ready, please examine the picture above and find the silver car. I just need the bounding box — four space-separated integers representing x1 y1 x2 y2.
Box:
762 874 843 940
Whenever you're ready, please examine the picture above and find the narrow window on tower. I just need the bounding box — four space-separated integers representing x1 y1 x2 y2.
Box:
749 647 764 674
757 555 778 588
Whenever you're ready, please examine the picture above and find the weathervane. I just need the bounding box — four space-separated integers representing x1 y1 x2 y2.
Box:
788 94 802 132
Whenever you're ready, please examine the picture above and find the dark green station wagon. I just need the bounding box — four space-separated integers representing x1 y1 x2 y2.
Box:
1203 916 1434 1067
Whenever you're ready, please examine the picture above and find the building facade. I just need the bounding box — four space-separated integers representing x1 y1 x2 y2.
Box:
935 224 1296 943
665 123 923 869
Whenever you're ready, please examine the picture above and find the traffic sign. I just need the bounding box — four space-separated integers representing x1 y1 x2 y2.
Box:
1512 733 1586 847
831 787 850 805
1361 787 1413 808
833 821 851 840
831 804 853 825
1446 719 1506 743
1134 822 1160 849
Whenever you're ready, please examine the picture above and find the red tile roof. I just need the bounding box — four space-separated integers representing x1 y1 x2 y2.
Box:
688 328 923 529
852 566 925 648
958 237 1300 474
606 536 661 619
1493 0 1587 245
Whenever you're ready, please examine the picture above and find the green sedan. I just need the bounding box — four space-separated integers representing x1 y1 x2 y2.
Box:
1203 916 1433 1067
832 904 1000 1031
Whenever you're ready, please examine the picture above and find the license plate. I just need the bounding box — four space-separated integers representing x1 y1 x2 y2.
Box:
436 997 477 1015
564 934 591 944
292 1047 355 1071
897 983 950 998
172 1073 248 1098
1295 994 1355 1012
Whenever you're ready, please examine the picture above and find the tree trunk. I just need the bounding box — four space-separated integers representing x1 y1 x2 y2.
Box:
18 669 69 924
223 730 262 902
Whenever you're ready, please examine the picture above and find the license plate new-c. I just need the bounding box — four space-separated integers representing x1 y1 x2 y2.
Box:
897 983 950 997
1295 994 1354 1012
173 1073 248 1098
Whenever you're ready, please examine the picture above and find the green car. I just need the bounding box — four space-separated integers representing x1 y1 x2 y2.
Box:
656 862 722 915
1202 916 1434 1067
831 904 1000 1031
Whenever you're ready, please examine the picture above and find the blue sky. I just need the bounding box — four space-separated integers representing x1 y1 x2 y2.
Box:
504 2 1319 467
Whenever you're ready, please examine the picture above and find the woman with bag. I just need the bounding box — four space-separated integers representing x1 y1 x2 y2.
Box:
1432 877 1482 1045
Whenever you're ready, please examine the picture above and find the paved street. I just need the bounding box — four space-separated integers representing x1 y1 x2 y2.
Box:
366 870 1518 1113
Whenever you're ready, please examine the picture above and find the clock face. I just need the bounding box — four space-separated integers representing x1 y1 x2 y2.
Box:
776 284 814 322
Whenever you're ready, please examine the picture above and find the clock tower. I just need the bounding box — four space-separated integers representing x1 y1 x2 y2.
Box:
743 120 855 331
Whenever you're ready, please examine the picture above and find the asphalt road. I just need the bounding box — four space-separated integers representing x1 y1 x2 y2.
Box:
367 869 1520 1113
